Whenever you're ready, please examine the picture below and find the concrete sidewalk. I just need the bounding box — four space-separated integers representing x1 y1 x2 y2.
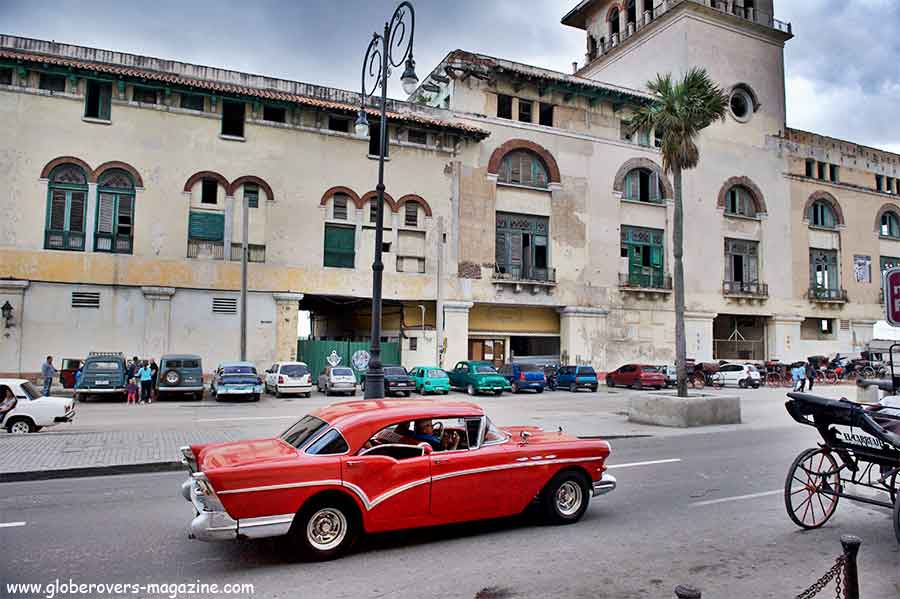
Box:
0 385 846 481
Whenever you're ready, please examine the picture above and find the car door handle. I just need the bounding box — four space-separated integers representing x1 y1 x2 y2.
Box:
433 457 446 465
346 460 363 468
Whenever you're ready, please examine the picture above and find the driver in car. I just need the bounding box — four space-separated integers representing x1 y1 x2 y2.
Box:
413 419 461 451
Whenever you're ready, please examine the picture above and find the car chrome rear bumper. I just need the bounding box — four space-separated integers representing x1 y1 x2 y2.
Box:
159 386 204 392
54 408 76 423
181 478 292 541
78 388 125 393
216 387 263 395
592 473 617 497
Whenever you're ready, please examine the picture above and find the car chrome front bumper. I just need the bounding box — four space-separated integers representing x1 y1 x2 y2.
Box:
592 473 617 497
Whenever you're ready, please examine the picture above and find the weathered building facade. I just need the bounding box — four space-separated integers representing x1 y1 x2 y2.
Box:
1 0 897 376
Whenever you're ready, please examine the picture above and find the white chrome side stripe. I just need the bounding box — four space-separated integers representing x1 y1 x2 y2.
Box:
218 479 343 495
431 456 605 482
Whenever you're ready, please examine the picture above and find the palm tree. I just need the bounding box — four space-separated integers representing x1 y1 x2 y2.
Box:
627 68 729 397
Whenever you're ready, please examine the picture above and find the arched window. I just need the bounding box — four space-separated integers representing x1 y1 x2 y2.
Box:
882 211 900 238
809 200 836 229
45 164 88 251
724 185 757 217
499 150 549 189
609 8 621 36
95 169 135 254
624 168 663 203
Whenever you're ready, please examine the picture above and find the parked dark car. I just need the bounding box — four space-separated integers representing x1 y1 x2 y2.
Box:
551 365 599 392
381 366 416 397
606 364 665 390
499 363 547 393
60 358 83 389
157 354 204 400
75 352 127 401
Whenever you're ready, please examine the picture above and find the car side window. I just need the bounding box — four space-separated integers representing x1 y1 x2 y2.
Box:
306 429 349 455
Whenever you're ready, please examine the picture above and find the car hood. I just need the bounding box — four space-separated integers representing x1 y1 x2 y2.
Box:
197 438 297 470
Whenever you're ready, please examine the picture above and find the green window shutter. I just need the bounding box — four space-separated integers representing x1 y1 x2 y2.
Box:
649 245 662 267
324 225 355 268
49 190 67 230
69 191 86 233
98 83 111 120
97 193 115 234
189 211 225 241
624 172 634 199
495 230 508 267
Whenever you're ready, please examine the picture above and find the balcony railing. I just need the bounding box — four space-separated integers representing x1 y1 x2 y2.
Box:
619 271 672 291
808 287 848 303
590 0 791 61
187 239 266 262
723 280 768 298
45 230 85 251
94 233 133 254
494 265 556 284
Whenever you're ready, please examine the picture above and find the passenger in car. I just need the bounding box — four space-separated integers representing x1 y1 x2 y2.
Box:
0 387 17 424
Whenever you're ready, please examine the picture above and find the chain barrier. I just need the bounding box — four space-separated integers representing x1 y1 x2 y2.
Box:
794 554 847 599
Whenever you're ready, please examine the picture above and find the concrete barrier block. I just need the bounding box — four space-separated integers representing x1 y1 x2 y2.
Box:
628 393 741 427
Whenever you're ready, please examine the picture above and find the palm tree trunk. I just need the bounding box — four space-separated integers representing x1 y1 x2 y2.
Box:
673 164 688 397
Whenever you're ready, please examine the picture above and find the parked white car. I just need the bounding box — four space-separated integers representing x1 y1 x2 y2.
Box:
0 379 75 433
264 361 313 397
714 363 761 389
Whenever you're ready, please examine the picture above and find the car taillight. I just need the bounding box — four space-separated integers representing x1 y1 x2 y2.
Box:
519 372 526 381
279 376 285 384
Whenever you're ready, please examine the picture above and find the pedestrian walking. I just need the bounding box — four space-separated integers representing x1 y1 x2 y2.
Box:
149 358 159 401
137 361 153 404
127 356 139 381
806 360 816 391
126 378 139 405
792 362 805 392
41 355 57 396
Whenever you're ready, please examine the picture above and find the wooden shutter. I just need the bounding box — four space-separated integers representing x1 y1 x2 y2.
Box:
747 254 759 283
509 231 523 276
509 154 522 184
624 172 634 199
495 230 508 269
50 190 67 230
324 225 355 268
98 83 111 120
97 193 115 234
69 191 86 233
649 171 659 201
188 211 225 241
649 245 662 267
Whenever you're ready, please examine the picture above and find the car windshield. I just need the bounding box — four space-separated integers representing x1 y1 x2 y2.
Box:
87 361 120 371
746 365 758 372
475 365 497 374
427 369 447 378
281 415 329 449
281 364 309 377
332 368 354 377
483 417 507 444
223 365 256 375
519 364 541 372
384 367 407 376
21 382 41 399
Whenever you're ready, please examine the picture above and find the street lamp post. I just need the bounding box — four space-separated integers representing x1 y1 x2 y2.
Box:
357 1 418 400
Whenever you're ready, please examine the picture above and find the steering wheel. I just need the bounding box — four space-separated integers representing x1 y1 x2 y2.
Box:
432 421 443 437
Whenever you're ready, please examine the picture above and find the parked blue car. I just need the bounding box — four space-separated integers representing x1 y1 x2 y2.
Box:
499 363 547 393
550 365 599 392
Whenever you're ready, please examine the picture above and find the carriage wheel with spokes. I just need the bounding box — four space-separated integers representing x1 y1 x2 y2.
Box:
784 447 841 530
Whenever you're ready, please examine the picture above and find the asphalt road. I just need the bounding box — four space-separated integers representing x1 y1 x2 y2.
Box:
2 426 898 599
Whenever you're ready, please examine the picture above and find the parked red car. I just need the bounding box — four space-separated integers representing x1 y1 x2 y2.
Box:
180 399 615 560
605 364 666 390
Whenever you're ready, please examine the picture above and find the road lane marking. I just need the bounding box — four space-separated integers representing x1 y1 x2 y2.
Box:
690 489 780 507
0 521 26 528
606 458 681 469
195 415 297 422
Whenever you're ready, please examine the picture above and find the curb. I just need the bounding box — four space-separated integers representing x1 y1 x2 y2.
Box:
0 461 183 483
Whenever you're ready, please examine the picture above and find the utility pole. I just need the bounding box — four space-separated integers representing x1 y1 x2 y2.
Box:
239 193 248 361
435 215 444 367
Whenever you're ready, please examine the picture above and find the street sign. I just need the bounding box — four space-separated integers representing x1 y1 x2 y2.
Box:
884 267 900 326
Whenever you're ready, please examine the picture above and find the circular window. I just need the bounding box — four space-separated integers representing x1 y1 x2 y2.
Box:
730 87 754 123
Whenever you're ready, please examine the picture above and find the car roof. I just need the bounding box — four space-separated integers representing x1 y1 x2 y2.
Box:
218 361 256 368
277 361 308 366
0 378 29 385
312 399 484 440
468 361 493 365
161 354 202 360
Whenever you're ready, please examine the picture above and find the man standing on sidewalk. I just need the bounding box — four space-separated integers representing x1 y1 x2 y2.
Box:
805 360 816 392
41 356 57 396
137 360 153 404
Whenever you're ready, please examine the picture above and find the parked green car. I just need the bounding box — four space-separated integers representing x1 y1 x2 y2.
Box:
448 361 511 396
408 366 451 395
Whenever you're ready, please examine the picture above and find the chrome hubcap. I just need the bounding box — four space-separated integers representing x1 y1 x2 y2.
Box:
555 481 583 516
10 421 29 434
306 508 347 551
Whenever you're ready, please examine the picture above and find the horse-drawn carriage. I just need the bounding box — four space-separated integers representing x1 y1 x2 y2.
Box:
784 390 900 543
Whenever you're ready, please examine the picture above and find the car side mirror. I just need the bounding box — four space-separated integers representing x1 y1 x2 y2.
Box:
418 442 433 455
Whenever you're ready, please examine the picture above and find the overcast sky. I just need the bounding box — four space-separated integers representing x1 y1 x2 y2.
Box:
2 0 899 152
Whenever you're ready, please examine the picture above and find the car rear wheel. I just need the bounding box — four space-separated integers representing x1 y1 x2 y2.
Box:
7 418 36 434
511 382 519 394
606 377 614 388
541 471 589 524
467 384 476 396
291 500 358 561
739 379 748 389
569 383 577 393
536 386 544 394
494 389 503 396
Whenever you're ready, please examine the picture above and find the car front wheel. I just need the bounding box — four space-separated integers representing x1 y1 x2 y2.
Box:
467 384 476 396
7 418 36 434
541 471 589 524
291 500 358 561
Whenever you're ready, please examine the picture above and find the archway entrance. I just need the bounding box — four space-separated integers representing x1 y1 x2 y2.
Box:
713 315 767 361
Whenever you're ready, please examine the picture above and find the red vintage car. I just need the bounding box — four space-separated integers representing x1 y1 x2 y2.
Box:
180 399 615 560
605 364 666 390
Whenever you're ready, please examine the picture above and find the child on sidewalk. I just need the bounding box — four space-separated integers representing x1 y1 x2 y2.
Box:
126 378 139 405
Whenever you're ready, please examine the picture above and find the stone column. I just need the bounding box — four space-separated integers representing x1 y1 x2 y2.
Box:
768 315 803 362
142 287 175 358
559 307 608 371
223 195 234 259
0 280 29 376
442 301 473 368
273 292 304 361
684 311 716 361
